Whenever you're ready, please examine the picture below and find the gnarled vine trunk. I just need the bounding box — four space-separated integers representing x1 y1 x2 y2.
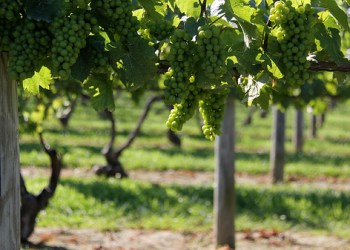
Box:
20 133 62 242
0 52 21 249
94 95 164 178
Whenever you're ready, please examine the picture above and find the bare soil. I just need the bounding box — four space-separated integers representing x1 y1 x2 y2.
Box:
22 167 350 250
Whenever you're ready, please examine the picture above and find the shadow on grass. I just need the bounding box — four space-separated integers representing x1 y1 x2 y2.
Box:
59 178 350 230
20 142 103 156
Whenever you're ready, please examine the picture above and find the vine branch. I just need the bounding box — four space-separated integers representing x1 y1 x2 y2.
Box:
309 61 350 72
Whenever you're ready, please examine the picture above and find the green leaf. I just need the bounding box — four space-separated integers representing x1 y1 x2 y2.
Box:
71 48 94 82
314 23 343 63
137 0 166 19
25 0 65 22
175 0 201 18
119 37 157 89
211 0 257 48
23 66 53 94
84 73 115 112
184 17 199 37
239 75 271 109
317 0 349 30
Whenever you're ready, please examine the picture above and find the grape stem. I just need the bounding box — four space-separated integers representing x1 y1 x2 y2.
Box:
209 14 226 26
199 0 207 17
309 61 350 72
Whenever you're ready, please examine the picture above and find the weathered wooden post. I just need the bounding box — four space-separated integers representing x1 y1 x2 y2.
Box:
214 95 235 249
293 109 304 153
310 113 317 138
270 106 285 183
0 52 21 249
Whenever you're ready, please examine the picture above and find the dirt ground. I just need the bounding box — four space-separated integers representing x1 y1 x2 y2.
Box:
22 167 350 250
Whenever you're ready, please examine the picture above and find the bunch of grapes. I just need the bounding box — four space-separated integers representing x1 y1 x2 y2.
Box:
0 0 21 51
269 1 316 87
50 12 93 79
164 29 195 104
199 88 229 141
0 0 21 21
92 0 139 41
91 49 110 73
166 79 200 131
8 20 51 81
0 19 15 51
196 25 228 81
148 19 174 41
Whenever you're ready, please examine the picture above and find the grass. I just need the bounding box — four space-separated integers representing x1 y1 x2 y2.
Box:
19 94 350 178
24 176 350 236
18 94 350 236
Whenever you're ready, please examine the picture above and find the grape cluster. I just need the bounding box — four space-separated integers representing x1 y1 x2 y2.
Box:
0 0 21 51
199 89 229 141
196 25 227 80
164 29 194 104
91 49 110 73
166 80 200 131
93 0 139 41
0 0 21 20
8 20 51 80
269 1 316 87
50 12 94 79
148 20 174 41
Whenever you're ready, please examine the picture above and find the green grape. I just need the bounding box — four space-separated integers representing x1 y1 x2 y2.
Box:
93 0 139 41
8 20 51 81
269 1 316 88
199 88 229 141
50 12 94 79
166 81 200 132
148 19 174 41
92 50 110 73
0 0 21 51
196 25 228 81
0 0 21 21
164 29 195 105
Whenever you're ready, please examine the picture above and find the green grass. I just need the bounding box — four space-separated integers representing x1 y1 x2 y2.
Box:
25 176 350 236
19 94 350 178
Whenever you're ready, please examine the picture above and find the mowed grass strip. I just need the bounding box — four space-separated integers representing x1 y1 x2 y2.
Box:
25 176 350 236
19 94 350 177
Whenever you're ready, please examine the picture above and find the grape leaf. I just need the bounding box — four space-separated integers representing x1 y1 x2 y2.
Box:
137 0 166 19
314 23 343 63
71 48 94 82
175 0 201 18
84 73 115 112
23 66 52 94
119 37 157 90
239 75 270 109
25 0 65 22
316 0 350 30
211 0 256 48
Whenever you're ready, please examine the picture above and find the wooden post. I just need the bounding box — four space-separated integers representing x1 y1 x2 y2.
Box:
293 109 304 153
270 106 285 183
0 53 21 249
214 96 235 249
310 114 317 138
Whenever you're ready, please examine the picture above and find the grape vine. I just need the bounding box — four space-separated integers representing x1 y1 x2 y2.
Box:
0 0 347 141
